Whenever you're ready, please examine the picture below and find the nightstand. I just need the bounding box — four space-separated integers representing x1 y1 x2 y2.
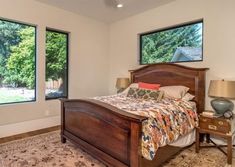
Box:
196 113 235 164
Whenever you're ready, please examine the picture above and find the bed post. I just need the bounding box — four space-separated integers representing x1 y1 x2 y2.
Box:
130 122 142 167
197 70 208 113
60 98 67 143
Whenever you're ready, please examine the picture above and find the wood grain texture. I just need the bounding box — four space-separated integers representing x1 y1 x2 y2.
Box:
61 99 145 166
61 63 208 167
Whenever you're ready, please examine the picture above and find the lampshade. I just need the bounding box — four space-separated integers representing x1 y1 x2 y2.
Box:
116 78 130 89
208 80 235 99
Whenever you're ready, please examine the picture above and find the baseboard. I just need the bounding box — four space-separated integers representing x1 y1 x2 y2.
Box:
0 116 60 138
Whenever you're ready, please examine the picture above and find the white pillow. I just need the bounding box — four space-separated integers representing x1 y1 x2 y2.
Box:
121 83 138 95
182 93 195 101
159 85 189 99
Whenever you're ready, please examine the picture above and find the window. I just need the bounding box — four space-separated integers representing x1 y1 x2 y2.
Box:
45 29 68 99
140 20 203 64
0 19 36 105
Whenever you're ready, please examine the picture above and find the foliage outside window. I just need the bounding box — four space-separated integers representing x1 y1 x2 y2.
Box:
140 20 203 64
45 29 68 99
0 19 36 105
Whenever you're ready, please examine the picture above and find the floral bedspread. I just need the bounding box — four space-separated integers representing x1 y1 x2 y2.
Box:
93 94 198 160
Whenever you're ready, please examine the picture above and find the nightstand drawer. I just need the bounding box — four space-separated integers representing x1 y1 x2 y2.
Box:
199 118 230 134
200 117 212 123
214 119 230 128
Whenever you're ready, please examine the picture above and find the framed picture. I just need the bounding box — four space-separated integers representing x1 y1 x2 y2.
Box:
139 19 203 65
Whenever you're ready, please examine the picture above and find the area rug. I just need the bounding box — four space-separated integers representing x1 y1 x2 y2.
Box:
0 131 234 167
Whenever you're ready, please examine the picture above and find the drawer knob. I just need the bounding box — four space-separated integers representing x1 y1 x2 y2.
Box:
208 125 217 130
218 121 223 125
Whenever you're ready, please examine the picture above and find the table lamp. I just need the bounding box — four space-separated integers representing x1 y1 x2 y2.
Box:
208 80 235 115
116 78 130 93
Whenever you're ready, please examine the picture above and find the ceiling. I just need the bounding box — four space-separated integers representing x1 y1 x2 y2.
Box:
36 0 176 23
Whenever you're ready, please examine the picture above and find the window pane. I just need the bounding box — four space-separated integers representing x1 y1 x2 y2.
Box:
140 21 203 64
45 30 68 99
0 19 36 105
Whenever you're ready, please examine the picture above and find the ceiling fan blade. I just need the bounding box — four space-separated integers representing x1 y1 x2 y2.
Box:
103 0 118 7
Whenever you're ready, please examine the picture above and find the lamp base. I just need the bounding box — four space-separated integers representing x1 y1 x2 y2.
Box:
211 97 234 115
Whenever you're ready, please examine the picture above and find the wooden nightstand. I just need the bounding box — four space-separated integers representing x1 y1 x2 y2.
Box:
196 113 235 164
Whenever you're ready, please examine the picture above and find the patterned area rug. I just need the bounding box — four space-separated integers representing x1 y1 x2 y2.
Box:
0 131 234 167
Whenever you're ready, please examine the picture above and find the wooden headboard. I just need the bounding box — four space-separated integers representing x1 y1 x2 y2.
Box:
130 64 208 113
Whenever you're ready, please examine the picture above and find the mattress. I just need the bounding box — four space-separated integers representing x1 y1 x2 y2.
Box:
170 129 195 147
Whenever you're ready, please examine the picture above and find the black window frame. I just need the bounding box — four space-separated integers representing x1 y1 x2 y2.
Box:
45 28 69 100
0 18 37 105
139 19 204 65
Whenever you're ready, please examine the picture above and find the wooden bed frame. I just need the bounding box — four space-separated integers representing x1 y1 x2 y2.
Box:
60 64 208 167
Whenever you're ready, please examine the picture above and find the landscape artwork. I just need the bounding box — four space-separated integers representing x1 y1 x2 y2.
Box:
140 20 203 64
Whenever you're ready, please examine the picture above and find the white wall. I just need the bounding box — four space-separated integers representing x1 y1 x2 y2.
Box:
1 0 235 137
0 0 109 136
108 0 235 111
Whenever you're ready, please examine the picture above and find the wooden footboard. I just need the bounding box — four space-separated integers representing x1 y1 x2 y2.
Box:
60 99 147 167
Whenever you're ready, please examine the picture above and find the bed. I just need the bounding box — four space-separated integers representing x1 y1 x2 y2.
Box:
60 63 208 167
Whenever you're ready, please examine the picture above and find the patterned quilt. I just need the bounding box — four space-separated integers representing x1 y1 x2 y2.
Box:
93 94 198 160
